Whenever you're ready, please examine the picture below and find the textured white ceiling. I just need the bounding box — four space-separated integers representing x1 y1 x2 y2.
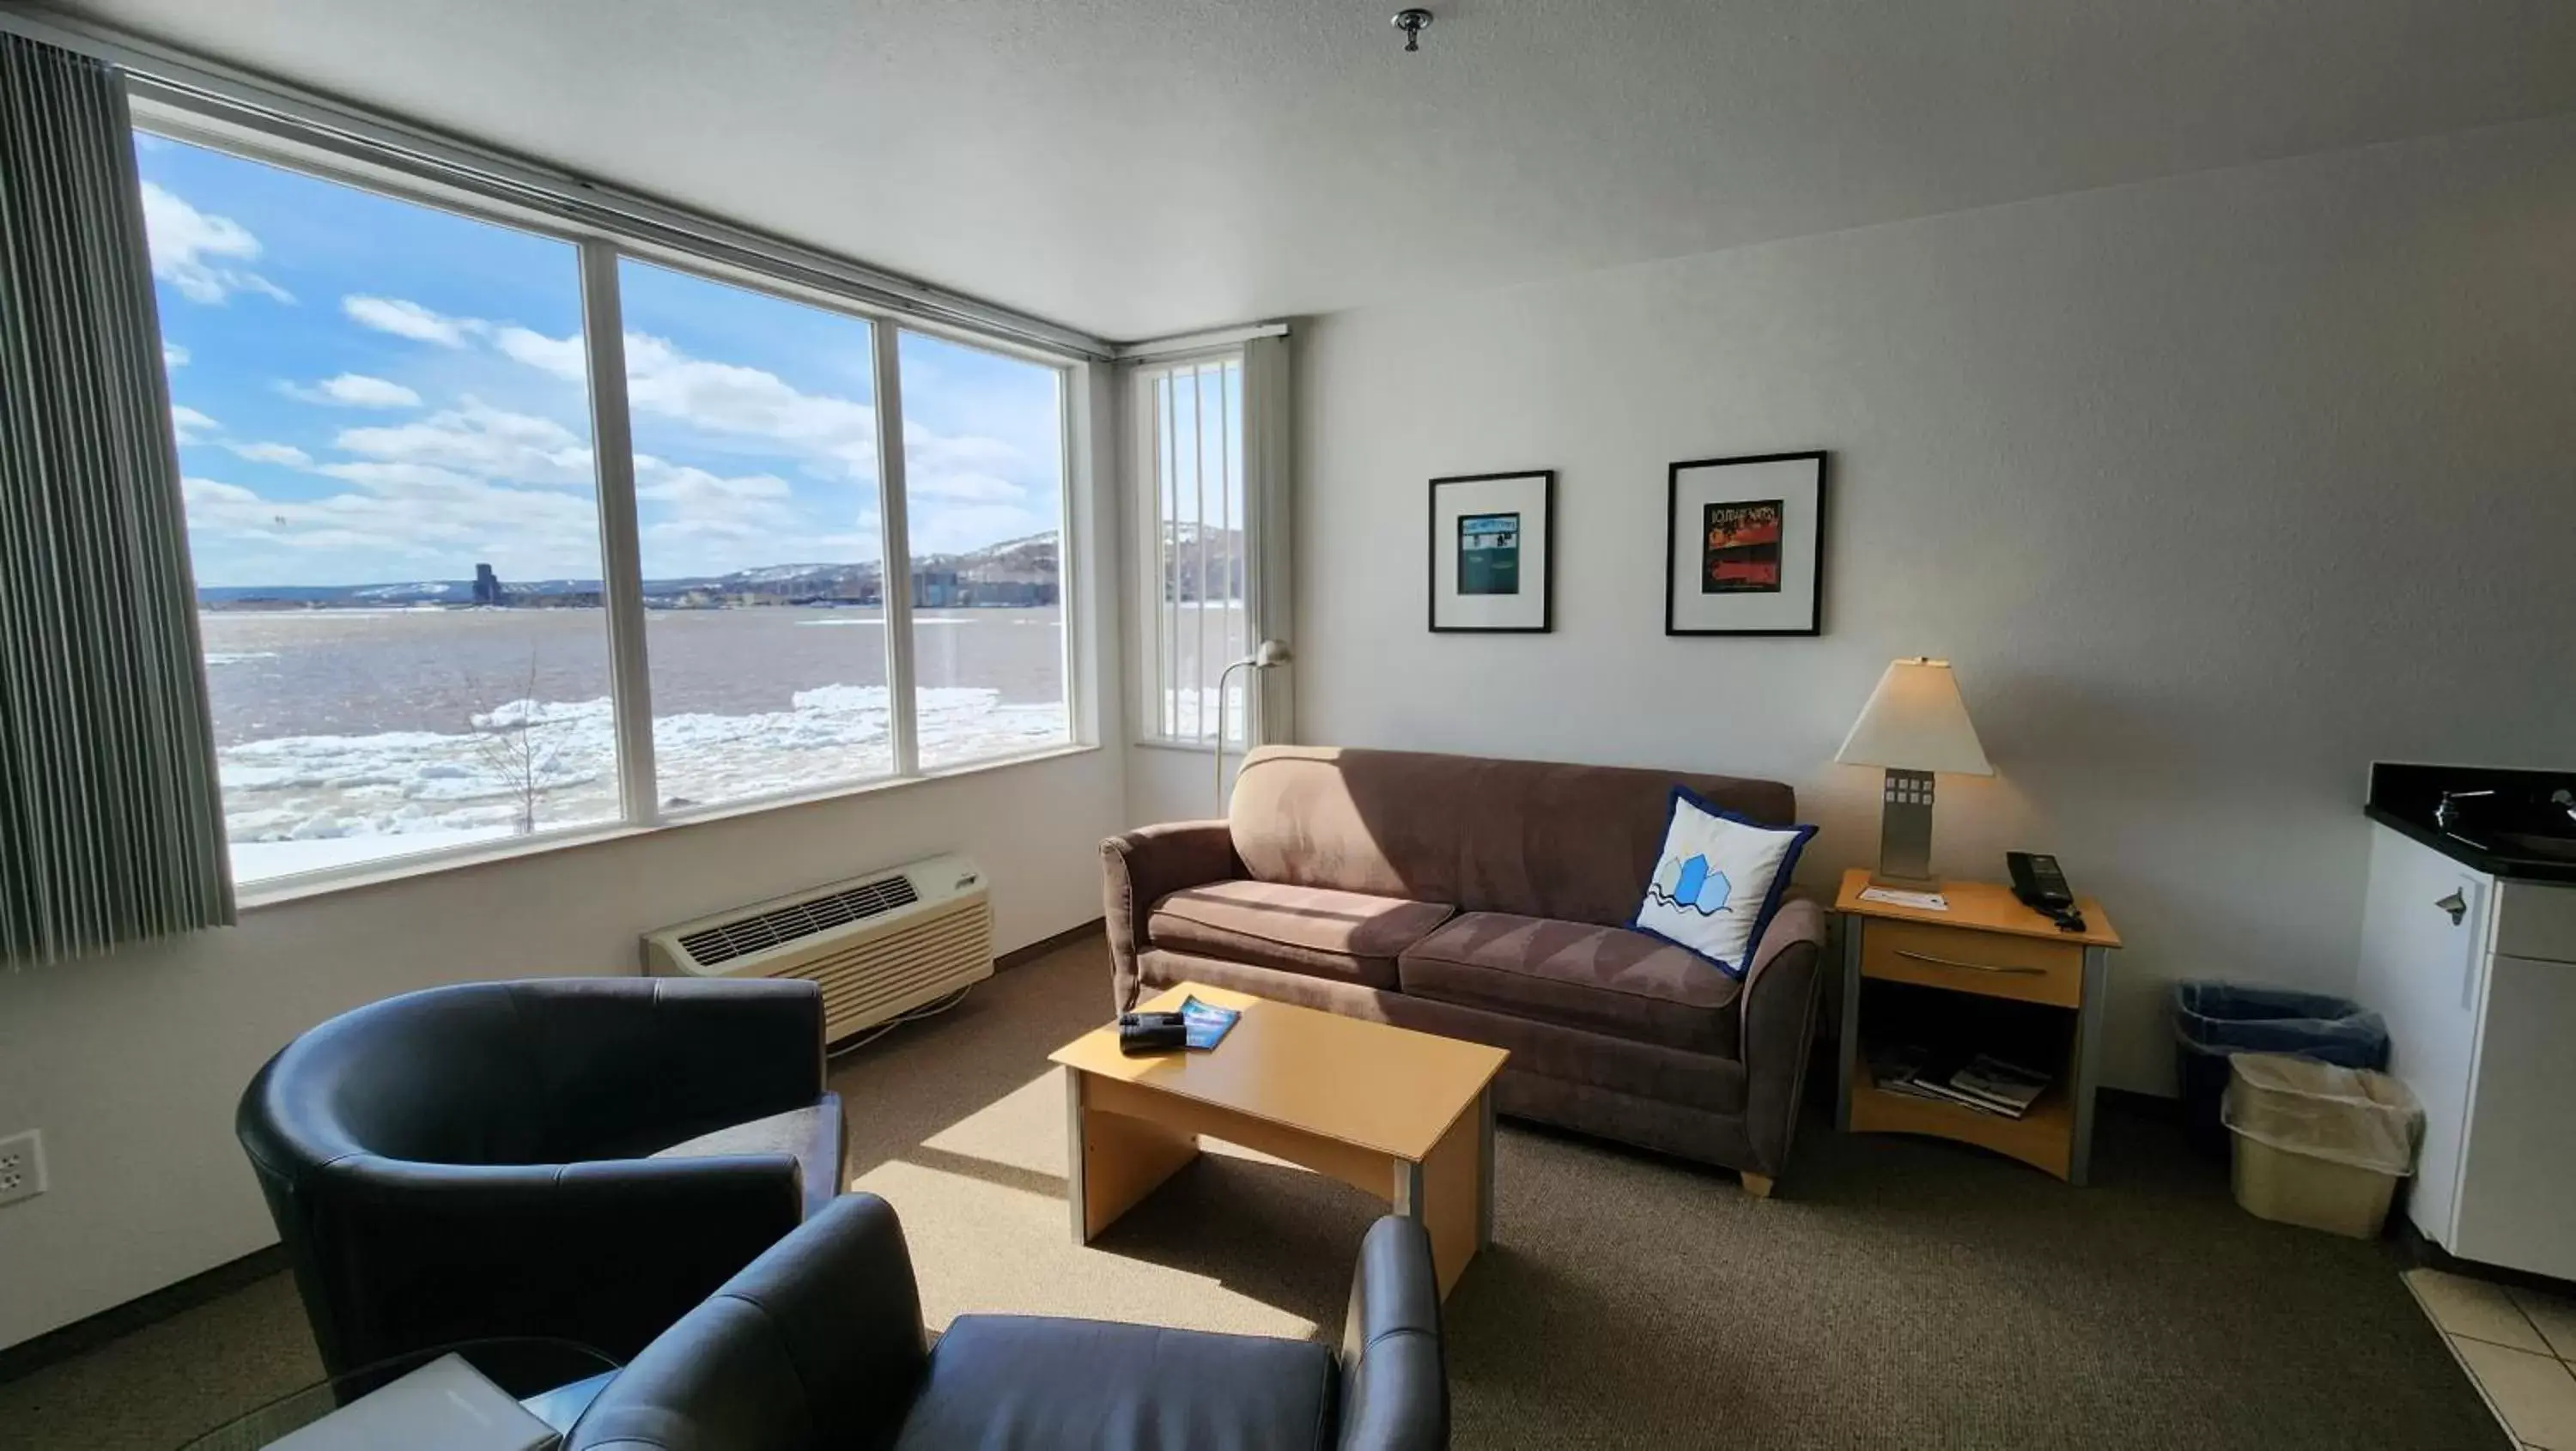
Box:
50 0 2576 340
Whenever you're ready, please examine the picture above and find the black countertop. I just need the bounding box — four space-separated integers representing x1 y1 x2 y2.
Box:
2366 762 2576 885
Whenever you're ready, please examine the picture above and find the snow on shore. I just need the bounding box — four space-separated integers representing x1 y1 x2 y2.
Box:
217 684 1066 869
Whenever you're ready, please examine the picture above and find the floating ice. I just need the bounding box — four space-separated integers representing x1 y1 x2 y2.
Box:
218 684 1069 876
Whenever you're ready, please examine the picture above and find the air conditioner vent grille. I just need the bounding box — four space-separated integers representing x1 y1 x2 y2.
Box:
678 873 921 967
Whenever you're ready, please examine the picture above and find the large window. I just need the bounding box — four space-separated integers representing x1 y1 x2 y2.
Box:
1137 355 1246 744
141 135 617 883
137 128 1083 890
617 259 895 810
898 330 1072 769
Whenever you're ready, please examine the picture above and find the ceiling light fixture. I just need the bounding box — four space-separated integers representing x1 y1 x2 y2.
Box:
1393 8 1433 53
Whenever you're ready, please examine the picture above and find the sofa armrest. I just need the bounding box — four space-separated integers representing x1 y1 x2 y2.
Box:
1336 1215 1448 1451
1737 898 1830 1176
1101 821 1242 1011
568 1193 928 1451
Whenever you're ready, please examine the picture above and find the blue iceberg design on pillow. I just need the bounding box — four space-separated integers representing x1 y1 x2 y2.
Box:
1631 786 1819 978
1648 853 1734 917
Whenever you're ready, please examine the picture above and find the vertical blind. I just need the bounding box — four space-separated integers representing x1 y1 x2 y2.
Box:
1146 356 1247 742
0 33 234 965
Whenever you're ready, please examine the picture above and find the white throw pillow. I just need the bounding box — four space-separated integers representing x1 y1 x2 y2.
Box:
1631 787 1817 977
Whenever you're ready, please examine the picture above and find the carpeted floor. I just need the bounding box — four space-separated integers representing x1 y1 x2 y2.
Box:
0 934 2506 1448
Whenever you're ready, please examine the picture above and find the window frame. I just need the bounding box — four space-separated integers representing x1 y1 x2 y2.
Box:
132 99 1095 903
1130 349 1254 752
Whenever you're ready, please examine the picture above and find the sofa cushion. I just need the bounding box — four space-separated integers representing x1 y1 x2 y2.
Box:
895 1314 1334 1451
1150 880 1454 991
1398 913 1741 1054
1139 949 1746 1111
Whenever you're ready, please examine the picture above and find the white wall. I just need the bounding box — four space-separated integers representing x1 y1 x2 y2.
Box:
0 373 1128 1352
1293 114 2576 1096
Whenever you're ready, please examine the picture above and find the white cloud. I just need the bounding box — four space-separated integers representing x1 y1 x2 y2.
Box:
285 373 422 409
227 441 313 467
195 299 1045 580
342 295 483 347
170 404 219 443
182 464 602 586
620 332 877 469
183 477 258 508
494 326 587 381
334 399 593 488
496 327 880 478
139 184 292 306
905 471 1024 503
163 343 190 368
634 456 793 507
908 502 1052 556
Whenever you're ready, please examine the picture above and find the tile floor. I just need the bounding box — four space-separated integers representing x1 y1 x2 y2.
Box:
2407 1268 2576 1449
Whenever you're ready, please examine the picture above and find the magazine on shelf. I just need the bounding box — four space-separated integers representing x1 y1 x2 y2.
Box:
1948 1054 2051 1116
1866 1043 2052 1119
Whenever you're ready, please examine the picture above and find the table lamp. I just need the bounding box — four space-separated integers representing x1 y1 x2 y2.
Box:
1835 658 1992 889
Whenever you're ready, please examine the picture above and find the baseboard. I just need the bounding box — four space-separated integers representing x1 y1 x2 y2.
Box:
995 916 1103 972
0 1243 289 1386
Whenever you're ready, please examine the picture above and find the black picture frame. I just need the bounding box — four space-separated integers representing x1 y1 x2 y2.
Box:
1429 470 1555 634
1663 451 1828 636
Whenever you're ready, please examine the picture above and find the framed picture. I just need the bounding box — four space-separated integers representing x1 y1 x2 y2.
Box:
1430 471 1553 632
1665 452 1826 635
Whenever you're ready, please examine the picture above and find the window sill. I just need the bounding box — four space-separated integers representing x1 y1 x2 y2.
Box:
235 740 1100 911
1130 738 1242 756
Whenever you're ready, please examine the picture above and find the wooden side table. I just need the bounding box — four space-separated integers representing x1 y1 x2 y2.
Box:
1832 867 2123 1184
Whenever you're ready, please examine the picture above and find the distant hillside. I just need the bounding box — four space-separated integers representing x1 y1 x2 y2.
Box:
197 531 1071 608
1150 522 1247 602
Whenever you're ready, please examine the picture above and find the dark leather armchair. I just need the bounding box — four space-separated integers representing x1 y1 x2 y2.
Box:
236 977 846 1379
568 1194 1449 1451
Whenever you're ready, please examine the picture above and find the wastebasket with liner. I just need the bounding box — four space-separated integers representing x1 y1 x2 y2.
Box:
2172 981 2388 1157
2222 1053 2422 1238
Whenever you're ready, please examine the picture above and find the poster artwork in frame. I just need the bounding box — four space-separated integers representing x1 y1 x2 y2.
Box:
1430 471 1554 633
1664 452 1826 635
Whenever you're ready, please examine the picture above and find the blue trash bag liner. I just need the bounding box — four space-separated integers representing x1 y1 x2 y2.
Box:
2172 980 2388 1158
2172 981 2389 1069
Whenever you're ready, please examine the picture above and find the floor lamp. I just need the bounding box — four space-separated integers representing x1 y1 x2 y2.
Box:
1214 640 1291 814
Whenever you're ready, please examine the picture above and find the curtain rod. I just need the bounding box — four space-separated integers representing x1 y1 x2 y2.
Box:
1112 322 1294 363
0 3 1117 361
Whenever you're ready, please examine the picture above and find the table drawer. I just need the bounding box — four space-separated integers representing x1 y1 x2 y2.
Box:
1861 919 2083 1007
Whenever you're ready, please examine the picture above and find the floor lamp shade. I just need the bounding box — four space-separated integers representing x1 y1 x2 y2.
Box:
1836 659 1992 887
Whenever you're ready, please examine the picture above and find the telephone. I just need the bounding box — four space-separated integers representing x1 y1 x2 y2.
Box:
2007 852 2086 932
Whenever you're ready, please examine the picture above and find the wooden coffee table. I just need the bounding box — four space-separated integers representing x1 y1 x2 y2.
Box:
1049 982 1508 1297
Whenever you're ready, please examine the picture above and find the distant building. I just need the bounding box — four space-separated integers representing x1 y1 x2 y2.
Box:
913 568 961 609
963 579 1056 607
472 562 503 605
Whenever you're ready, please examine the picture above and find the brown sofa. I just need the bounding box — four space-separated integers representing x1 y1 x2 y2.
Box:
1102 744 1831 1193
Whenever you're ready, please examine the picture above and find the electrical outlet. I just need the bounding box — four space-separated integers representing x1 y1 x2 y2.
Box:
0 1129 47 1208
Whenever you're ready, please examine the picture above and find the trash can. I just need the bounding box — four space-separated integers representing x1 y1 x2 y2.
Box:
2222 1053 2421 1237
2172 981 2388 1158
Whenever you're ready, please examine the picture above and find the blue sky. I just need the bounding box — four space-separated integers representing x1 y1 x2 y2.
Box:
137 132 1065 589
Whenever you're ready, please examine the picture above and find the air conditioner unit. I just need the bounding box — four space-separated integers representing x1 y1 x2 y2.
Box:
643 853 993 1046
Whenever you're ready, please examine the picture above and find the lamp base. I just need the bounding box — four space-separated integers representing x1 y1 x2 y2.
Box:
1869 768 1939 889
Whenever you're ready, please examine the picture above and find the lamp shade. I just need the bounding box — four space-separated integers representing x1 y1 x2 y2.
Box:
1835 659 1994 775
